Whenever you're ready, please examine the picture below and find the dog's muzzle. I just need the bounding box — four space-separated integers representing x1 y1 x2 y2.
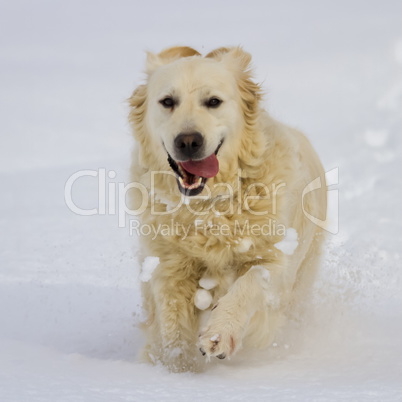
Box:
167 139 223 196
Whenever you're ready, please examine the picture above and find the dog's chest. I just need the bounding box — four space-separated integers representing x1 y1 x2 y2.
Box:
144 197 274 270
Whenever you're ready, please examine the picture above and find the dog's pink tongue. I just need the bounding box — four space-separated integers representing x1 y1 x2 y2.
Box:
181 154 219 178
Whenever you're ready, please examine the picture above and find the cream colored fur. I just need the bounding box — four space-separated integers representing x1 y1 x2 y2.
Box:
128 46 327 372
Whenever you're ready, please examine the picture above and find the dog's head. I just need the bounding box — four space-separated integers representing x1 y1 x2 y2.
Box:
130 46 262 196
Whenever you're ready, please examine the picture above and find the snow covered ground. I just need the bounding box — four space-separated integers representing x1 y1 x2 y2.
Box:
1 1 402 400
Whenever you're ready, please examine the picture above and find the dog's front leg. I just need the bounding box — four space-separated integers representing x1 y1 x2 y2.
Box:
198 263 285 359
147 260 202 372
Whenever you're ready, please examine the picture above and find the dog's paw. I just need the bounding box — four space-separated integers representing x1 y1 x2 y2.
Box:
198 328 240 359
198 311 243 359
198 333 233 360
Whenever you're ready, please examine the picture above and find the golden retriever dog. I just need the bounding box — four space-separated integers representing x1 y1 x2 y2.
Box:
128 46 327 372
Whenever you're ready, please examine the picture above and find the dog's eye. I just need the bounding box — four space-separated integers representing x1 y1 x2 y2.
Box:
159 97 175 108
206 97 222 108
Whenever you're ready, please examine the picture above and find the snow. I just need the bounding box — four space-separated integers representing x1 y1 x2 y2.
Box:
140 256 160 283
194 289 213 311
168 347 183 359
210 334 220 343
199 276 218 290
364 129 389 148
236 237 254 253
1 1 402 400
274 228 299 255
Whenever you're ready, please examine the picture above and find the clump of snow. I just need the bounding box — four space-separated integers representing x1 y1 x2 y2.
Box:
365 129 389 147
194 289 212 310
199 277 217 290
140 256 160 282
274 228 298 255
236 238 253 253
167 347 182 359
210 334 220 342
154 194 178 211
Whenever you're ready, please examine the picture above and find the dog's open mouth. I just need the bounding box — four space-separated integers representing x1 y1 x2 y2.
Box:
167 141 223 196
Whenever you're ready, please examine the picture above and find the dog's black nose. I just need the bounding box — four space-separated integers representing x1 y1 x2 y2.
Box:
174 132 204 158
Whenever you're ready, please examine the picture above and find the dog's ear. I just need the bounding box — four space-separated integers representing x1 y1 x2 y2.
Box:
146 46 201 74
128 84 148 142
208 48 264 168
209 47 262 107
129 84 147 111
205 47 231 59
206 47 252 74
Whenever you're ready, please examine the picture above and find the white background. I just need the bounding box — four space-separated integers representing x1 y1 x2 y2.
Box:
1 0 401 400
